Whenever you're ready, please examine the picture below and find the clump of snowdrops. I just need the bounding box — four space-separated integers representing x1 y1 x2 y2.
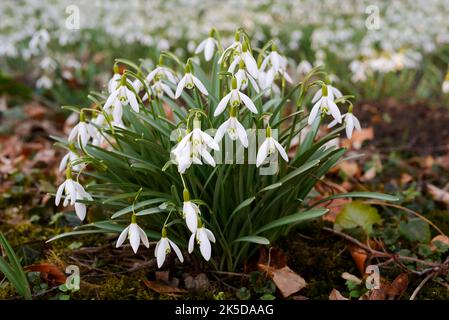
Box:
50 29 389 271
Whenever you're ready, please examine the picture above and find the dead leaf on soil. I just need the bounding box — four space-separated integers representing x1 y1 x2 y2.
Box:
143 279 186 294
348 243 368 274
430 235 449 251
341 127 374 150
258 264 307 298
427 184 449 206
385 273 408 299
25 263 66 285
329 289 349 300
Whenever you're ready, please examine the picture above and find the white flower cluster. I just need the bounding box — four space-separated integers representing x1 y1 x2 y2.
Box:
3 0 449 91
54 30 360 268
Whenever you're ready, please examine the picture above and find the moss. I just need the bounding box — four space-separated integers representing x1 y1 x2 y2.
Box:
0 282 17 299
279 221 358 299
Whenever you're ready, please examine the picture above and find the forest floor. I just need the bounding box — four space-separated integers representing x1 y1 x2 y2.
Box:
1 96 449 300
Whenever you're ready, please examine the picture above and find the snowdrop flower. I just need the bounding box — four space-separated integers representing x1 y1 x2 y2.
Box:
59 145 82 172
328 109 362 139
260 46 287 74
311 83 343 103
442 70 449 94
144 79 175 100
297 60 313 77
183 189 201 233
175 64 208 98
256 127 289 167
235 63 260 92
171 140 197 174
188 223 216 261
116 216 150 254
228 42 258 79
308 85 342 125
55 169 92 221
218 33 242 64
214 107 248 147
36 75 53 89
214 77 258 116
68 114 96 147
195 30 219 61
104 75 140 113
146 65 177 85
155 229 184 268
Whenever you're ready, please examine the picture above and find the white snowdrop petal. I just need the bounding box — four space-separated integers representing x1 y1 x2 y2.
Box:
116 226 130 248
168 239 184 263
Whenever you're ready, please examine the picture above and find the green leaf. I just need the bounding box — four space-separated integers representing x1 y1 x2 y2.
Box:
234 236 270 245
399 218 431 243
334 201 381 235
255 208 328 234
312 192 399 206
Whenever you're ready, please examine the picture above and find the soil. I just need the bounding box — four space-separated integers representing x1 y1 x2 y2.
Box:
358 99 449 156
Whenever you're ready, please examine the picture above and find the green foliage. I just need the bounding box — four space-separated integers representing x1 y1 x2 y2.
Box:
0 232 32 300
334 201 381 235
399 218 431 243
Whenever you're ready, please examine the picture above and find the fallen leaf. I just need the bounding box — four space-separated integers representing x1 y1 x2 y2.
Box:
24 102 47 120
342 127 374 150
400 173 413 185
348 244 368 274
322 198 352 223
25 263 66 285
427 184 449 206
143 279 186 294
339 161 361 178
334 201 381 235
385 273 408 299
271 266 307 298
430 235 449 251
341 272 362 284
329 289 349 300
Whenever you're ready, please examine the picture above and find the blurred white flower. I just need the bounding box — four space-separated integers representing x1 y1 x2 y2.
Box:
308 86 342 125
195 36 218 61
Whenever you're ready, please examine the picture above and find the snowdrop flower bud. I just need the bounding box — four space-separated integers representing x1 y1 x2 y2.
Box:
256 127 289 167
175 63 208 98
214 106 248 147
195 29 219 61
55 167 92 221
214 77 258 116
308 84 342 125
155 228 184 268
235 60 260 92
182 189 201 233
188 220 216 261
116 215 150 254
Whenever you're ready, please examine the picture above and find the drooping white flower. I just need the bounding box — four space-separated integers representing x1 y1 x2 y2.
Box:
235 66 260 93
214 113 248 148
195 35 218 61
188 225 216 261
311 84 343 103
171 140 198 174
214 78 258 116
228 44 258 79
68 117 96 147
59 149 81 172
260 46 292 84
155 230 184 268
256 128 289 167
328 112 362 139
143 80 175 100
308 85 342 125
55 174 92 221
297 60 313 77
175 64 208 98
116 219 150 254
183 190 201 233
36 75 53 89
146 66 177 85
104 76 140 113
